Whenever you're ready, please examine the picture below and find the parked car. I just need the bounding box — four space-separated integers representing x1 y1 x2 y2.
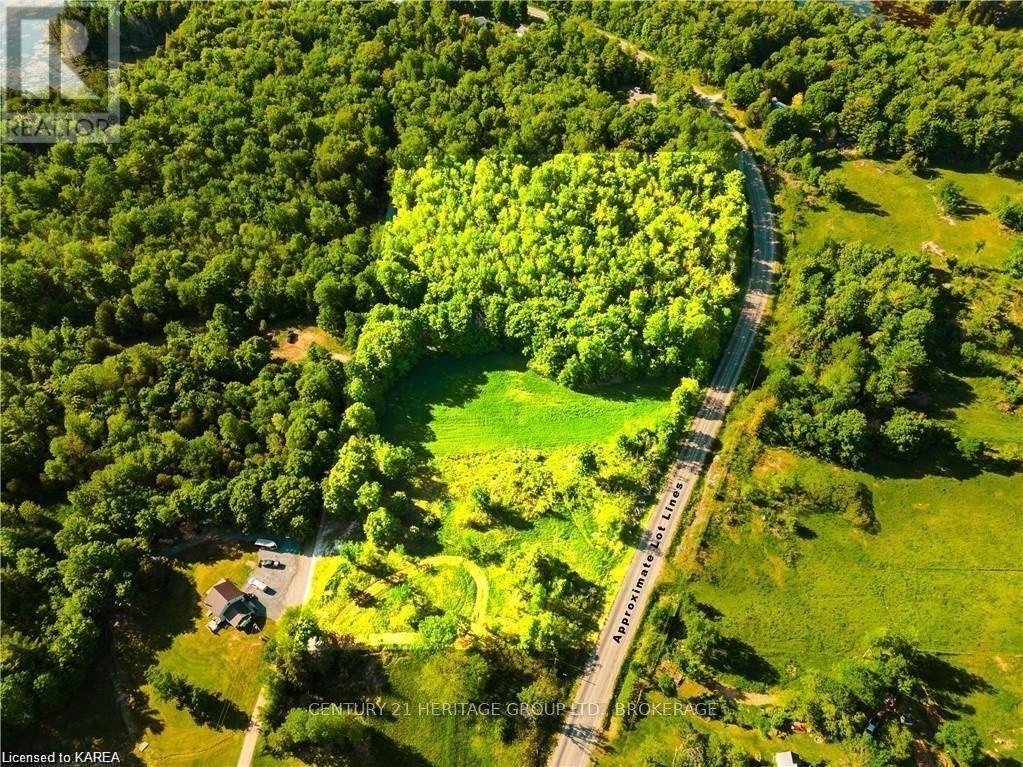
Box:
254 538 277 550
865 718 879 736
248 577 269 592
259 558 282 569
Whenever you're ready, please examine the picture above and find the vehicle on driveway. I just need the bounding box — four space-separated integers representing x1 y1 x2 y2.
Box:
254 538 277 550
259 559 283 569
248 577 270 592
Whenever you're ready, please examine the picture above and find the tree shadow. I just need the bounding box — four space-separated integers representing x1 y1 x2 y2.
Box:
177 687 250 730
713 636 780 686
836 187 888 216
954 199 988 220
915 651 992 717
863 443 1020 481
117 563 204 734
366 730 434 766
379 352 508 449
487 501 533 531
794 522 818 540
919 371 978 421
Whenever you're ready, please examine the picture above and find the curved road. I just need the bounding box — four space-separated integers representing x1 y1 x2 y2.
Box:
546 94 778 767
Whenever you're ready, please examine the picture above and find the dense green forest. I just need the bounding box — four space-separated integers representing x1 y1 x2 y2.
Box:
0 0 740 745
361 151 745 389
567 0 1023 182
762 240 938 465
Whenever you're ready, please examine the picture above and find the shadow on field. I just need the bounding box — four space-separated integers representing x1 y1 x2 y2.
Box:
864 445 1020 481
714 636 780 686
836 187 888 216
368 730 432 767
379 352 513 452
917 651 993 717
119 560 204 735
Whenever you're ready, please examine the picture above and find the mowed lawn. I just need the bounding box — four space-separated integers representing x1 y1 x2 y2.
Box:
382 352 674 457
132 543 267 765
693 451 1023 752
801 159 1021 268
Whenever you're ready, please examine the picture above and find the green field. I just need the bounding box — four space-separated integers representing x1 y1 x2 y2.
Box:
132 543 266 765
801 159 1021 268
317 352 671 639
16 541 268 765
382 352 674 457
106 543 267 765
935 374 1023 457
691 450 1023 755
697 453 1023 661
309 352 683 764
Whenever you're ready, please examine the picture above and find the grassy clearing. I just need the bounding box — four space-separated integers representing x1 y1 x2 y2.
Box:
382 352 674 457
690 449 1023 757
310 351 678 763
270 325 350 364
801 159 1021 268
315 350 673 641
17 541 268 764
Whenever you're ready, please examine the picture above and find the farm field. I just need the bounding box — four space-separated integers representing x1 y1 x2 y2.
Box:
691 449 1023 756
382 352 675 457
801 159 1022 268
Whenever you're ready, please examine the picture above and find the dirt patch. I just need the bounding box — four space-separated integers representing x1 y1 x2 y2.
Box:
270 325 350 364
627 90 657 106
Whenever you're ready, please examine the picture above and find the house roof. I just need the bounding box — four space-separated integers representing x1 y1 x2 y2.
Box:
775 753 797 767
204 578 246 616
224 601 254 628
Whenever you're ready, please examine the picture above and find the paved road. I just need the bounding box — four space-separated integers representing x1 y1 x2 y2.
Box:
547 97 778 767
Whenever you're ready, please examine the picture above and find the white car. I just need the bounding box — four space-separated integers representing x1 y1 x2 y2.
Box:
248 577 269 592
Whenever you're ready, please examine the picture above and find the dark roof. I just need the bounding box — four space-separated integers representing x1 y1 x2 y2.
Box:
204 578 246 616
224 601 254 628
